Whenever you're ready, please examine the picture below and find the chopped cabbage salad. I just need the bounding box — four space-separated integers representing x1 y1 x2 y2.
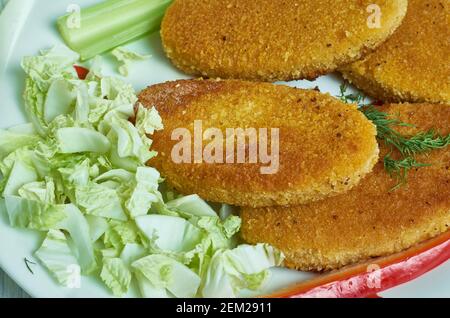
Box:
0 46 284 298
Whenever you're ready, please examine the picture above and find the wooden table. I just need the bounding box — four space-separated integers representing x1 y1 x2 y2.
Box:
0 272 29 298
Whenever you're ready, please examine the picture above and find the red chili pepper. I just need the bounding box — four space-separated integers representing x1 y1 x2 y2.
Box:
265 231 450 298
73 65 90 80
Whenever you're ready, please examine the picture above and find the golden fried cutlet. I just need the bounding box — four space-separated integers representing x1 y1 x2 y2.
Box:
139 79 379 207
341 0 450 103
161 0 408 82
241 103 450 271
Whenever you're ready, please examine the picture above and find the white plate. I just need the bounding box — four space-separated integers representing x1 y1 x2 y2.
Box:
0 0 448 298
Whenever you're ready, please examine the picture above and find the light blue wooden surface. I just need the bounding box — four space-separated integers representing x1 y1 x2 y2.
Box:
0 0 29 299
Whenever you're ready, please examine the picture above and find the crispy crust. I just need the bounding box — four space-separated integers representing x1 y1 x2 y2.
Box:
341 0 450 103
139 79 379 207
161 0 408 82
241 103 450 271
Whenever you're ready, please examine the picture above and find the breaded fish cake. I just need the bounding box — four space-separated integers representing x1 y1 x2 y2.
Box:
341 0 450 103
139 79 379 207
161 0 408 81
241 103 450 271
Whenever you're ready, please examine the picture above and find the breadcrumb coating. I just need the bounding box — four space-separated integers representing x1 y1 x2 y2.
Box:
341 0 450 103
161 0 408 81
241 103 450 271
139 79 379 207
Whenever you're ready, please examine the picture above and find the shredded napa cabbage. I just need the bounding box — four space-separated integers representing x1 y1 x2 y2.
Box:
0 46 284 297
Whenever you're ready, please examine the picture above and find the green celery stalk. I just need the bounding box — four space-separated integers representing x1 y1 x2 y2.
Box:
57 0 173 60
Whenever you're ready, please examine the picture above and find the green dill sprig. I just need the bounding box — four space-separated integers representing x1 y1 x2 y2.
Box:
337 84 450 189
360 105 412 147
397 130 450 156
338 83 366 106
383 154 430 190
362 106 450 156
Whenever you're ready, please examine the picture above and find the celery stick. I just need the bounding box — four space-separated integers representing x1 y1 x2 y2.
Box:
57 0 173 61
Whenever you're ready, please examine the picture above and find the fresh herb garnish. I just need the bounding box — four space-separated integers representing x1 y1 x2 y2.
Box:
338 83 367 106
338 84 450 189
383 154 430 191
396 130 450 156
363 106 449 156
24 257 36 274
